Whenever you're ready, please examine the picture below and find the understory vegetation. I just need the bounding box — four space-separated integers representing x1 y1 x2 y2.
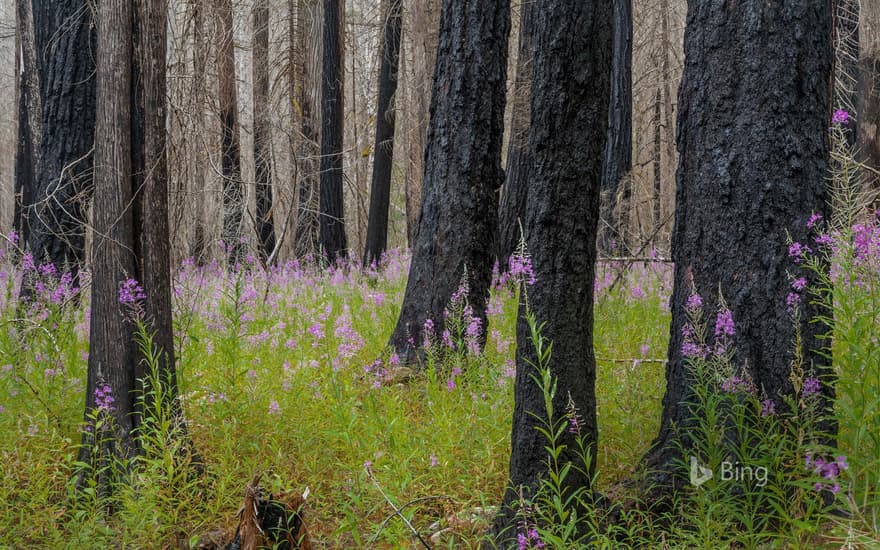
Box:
1 226 878 548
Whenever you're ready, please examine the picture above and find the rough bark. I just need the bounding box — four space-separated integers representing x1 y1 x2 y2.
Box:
319 0 347 261
217 0 245 266
598 0 632 254
26 0 95 283
188 0 209 265
14 0 41 249
388 0 509 364
491 1 612 544
254 0 277 263
644 1 834 487
496 0 535 262
363 0 402 266
652 88 662 234
81 0 139 475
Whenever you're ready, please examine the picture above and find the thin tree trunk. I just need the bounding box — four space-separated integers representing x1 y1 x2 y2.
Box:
643 2 833 487
859 1 880 192
496 0 535 262
363 0 402 266
388 0 510 363
14 0 41 249
599 0 633 254
319 0 347 261
217 0 245 266
189 0 208 265
652 88 662 238
491 1 612 544
254 0 277 263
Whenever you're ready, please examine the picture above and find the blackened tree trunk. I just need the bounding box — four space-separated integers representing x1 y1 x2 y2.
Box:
491 1 612 544
254 0 277 263
13 0 41 249
598 0 632 254
293 0 321 257
217 0 245 266
319 0 347 261
387 0 510 363
363 0 402 266
81 0 139 478
26 0 95 282
644 2 833 487
496 0 535 262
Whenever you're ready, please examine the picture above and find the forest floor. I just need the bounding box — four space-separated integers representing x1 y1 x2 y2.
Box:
0 246 877 548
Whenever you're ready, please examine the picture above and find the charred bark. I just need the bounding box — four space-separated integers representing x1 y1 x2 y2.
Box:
254 0 277 263
496 0 535 262
644 2 833 489
14 0 41 250
598 0 632 254
26 0 95 285
363 0 402 266
491 0 612 544
387 0 510 363
319 0 347 261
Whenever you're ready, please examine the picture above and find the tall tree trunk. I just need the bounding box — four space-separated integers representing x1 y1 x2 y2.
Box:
496 0 535 262
189 0 208 265
26 0 95 284
363 0 402 266
293 0 321 257
643 2 833 487
652 88 662 238
319 0 347 261
14 0 41 249
254 0 277 263
388 0 509 363
859 0 880 192
217 0 245 266
599 0 633 254
491 1 612 544
81 0 139 479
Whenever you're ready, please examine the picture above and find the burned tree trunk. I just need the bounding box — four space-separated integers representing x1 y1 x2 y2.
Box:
363 0 402 266
496 0 535 262
81 0 139 476
859 0 880 192
254 0 277 263
26 0 95 283
13 0 41 249
599 0 632 254
319 0 347 261
217 0 245 266
388 0 510 363
644 2 833 486
491 0 612 544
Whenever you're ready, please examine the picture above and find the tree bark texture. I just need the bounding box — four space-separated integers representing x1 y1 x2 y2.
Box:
496 0 535 262
363 0 402 266
26 0 95 281
388 0 510 363
859 0 880 192
14 0 42 249
82 0 139 471
319 0 347 261
599 0 633 254
645 2 834 484
254 0 277 263
491 1 612 544
217 0 245 266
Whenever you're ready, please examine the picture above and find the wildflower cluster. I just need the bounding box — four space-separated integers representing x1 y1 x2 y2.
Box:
94 383 115 413
804 453 848 494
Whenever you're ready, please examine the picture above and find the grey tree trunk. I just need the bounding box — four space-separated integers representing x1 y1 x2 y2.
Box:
491 0 612 544
644 1 834 489
254 0 276 263
217 0 245 266
363 0 402 266
388 0 510 364
319 0 347 261
13 0 41 250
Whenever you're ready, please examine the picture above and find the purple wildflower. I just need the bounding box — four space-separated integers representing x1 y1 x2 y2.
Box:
714 309 735 338
788 242 812 264
814 233 834 247
806 213 823 229
760 398 776 417
268 400 280 415
791 277 808 292
832 109 850 125
118 278 146 306
802 376 821 396
94 383 115 412
686 293 703 312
